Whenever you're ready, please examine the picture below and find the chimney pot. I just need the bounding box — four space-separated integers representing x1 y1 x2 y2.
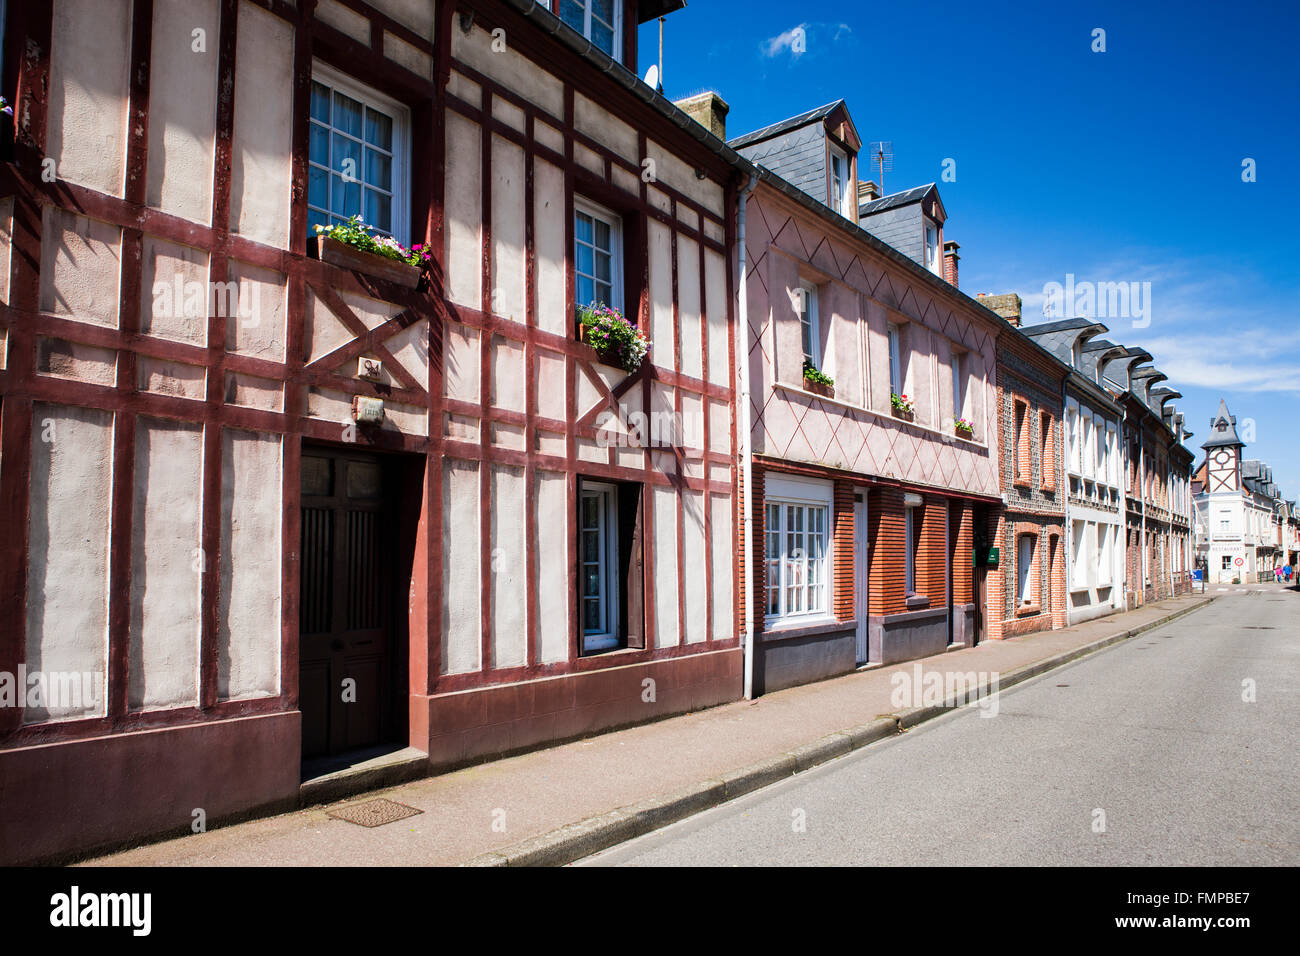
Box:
981 292 1023 327
857 180 880 204
943 240 960 289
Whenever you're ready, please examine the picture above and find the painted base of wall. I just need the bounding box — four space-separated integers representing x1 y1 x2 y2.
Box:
950 603 976 646
754 623 856 694
411 648 743 770
870 606 949 665
0 711 301 865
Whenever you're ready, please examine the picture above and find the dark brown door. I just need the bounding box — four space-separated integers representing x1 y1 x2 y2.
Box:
299 448 393 758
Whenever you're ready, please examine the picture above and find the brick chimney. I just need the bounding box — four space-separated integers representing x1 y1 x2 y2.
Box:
978 292 1022 326
857 180 880 204
943 240 959 288
674 91 729 141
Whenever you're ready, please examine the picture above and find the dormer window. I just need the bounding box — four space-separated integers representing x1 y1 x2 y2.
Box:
924 218 941 274
829 146 853 219
556 0 621 60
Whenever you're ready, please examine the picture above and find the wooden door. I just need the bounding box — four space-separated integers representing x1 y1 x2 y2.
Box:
299 448 393 758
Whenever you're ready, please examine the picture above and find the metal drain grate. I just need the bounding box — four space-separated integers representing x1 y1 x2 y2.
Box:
327 798 423 828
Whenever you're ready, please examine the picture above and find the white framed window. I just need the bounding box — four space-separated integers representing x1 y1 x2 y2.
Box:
1066 406 1080 474
923 218 940 273
308 64 410 244
1071 519 1087 587
1097 524 1111 585
580 481 619 651
1093 415 1105 476
764 477 832 623
951 350 966 421
574 197 623 310
556 0 621 60
1106 424 1119 486
1017 534 1035 605
888 323 903 397
829 146 853 219
798 280 820 369
905 502 921 594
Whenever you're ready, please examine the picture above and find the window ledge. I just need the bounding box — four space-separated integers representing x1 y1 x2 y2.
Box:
1014 602 1043 617
771 382 988 448
905 594 931 610
761 616 851 642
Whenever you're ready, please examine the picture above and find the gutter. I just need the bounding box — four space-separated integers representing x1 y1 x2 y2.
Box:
737 172 759 700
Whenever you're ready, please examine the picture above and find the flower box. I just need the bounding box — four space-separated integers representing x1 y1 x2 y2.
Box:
892 407 914 422
954 425 974 438
576 303 649 373
578 323 624 368
803 376 834 399
316 235 422 288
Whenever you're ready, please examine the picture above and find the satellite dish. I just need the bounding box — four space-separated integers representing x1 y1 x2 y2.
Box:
643 63 659 91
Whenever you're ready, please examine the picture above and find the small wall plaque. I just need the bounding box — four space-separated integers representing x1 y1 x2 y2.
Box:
352 395 385 424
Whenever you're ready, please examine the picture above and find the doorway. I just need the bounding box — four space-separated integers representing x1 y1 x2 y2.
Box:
299 445 414 761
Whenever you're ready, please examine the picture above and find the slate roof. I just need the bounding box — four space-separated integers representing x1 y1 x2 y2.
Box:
857 183 936 217
1202 398 1244 449
726 100 844 150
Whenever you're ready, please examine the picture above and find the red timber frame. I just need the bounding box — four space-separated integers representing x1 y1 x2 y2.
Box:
0 0 742 749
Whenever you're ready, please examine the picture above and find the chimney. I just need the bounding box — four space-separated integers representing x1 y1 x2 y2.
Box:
943 240 960 288
857 180 880 204
978 292 1022 326
674 91 729 141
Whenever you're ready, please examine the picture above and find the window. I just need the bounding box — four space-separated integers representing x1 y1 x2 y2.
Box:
1013 400 1029 482
1017 534 1035 606
1222 555 1233 571
765 499 829 620
1040 412 1054 490
905 503 921 595
798 281 820 369
557 0 620 59
574 198 623 310
829 147 853 219
309 66 410 243
888 324 903 397
924 219 940 274
1097 524 1111 585
951 351 966 421
1071 520 1087 587
581 482 619 650
1067 407 1080 473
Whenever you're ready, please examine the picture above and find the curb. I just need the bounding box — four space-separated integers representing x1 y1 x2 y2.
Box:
461 596 1214 867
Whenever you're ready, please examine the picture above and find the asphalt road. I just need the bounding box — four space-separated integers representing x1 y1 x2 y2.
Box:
580 587 1300 866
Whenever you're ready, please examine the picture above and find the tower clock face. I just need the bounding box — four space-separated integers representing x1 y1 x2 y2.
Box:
1212 451 1232 466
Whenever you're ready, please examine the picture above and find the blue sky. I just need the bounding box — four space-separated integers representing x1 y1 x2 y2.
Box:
641 0 1300 498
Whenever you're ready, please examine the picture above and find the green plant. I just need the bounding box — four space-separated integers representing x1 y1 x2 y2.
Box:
314 215 432 269
802 359 834 387
577 302 649 372
954 417 974 434
891 391 914 413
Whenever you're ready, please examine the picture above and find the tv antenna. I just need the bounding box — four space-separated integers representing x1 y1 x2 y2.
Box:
868 141 893 196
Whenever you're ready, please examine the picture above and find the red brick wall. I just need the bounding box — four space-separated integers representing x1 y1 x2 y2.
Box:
951 500 973 604
833 480 855 621
916 496 948 603
869 486 907 616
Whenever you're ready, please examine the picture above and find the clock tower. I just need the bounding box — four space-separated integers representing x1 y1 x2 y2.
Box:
1201 399 1243 492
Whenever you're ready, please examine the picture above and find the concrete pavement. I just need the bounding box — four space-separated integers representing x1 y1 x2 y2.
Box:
581 587 1298 866
85 590 1217 867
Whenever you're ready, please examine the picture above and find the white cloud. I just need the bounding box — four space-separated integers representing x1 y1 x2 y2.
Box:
759 22 852 60
761 23 808 58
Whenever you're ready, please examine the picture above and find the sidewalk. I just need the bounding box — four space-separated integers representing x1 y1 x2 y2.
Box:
85 593 1213 867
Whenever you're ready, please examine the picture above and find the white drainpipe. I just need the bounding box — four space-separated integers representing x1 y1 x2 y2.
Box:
737 172 759 699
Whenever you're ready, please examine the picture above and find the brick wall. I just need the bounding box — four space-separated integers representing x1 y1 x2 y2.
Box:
868 486 907 616
951 500 973 604
833 480 855 620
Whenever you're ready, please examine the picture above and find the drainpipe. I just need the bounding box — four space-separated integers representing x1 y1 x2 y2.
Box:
737 171 759 700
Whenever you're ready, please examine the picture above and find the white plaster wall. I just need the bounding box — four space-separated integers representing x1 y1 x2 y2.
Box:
443 321 480 402
0 195 14 309
574 93 639 165
227 260 288 361
445 111 482 309
218 428 282 700
491 335 525 412
490 135 526 322
36 338 118 386
490 465 527 669
138 356 207 400
442 459 481 674
48 0 130 198
677 236 702 380
653 485 679 647
26 403 113 723
534 470 569 663
230 1 293 248
141 236 210 344
370 0 437 38
645 139 723 216
147 0 219 223
386 319 430 392
129 417 203 710
315 0 370 42
385 31 434 79
704 249 728 387
39 209 122 327
452 24 563 117
648 221 674 370
535 348 565 421
682 490 707 644
305 288 353 362
710 494 734 640
533 159 566 336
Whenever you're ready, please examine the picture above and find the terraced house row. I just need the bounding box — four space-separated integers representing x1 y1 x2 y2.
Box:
0 0 1196 863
